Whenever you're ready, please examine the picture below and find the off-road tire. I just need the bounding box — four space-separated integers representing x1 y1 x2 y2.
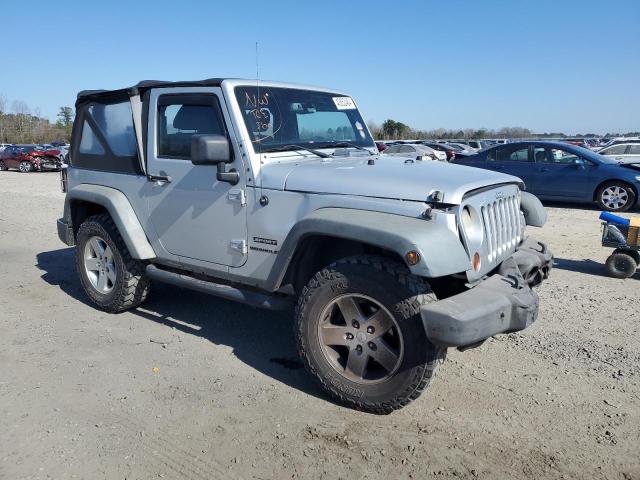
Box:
19 161 33 173
605 252 638 279
596 181 636 212
0 160 6 171
295 255 446 414
76 213 150 312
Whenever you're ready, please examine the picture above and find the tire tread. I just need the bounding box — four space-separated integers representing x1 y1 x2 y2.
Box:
295 255 446 414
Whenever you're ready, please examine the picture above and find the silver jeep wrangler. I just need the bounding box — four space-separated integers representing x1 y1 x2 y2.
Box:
57 79 552 413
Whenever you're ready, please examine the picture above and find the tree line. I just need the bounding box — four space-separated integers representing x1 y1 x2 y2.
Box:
368 119 639 140
0 94 74 144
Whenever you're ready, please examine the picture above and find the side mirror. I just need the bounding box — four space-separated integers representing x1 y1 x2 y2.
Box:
191 134 232 165
574 158 586 168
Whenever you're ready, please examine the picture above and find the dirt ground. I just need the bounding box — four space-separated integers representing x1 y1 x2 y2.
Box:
0 171 638 480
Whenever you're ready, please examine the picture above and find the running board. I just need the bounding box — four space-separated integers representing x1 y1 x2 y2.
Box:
145 265 292 311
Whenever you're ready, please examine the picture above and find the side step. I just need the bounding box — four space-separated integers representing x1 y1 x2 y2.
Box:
145 265 293 311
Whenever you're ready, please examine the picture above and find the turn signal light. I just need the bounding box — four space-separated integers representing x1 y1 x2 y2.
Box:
473 252 482 272
405 251 420 266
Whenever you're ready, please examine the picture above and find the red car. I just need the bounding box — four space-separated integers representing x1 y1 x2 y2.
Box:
0 145 62 172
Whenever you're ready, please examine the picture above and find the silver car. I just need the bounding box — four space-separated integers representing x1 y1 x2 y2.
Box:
597 142 640 164
383 143 447 161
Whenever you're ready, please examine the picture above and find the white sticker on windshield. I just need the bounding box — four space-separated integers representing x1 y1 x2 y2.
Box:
333 96 356 110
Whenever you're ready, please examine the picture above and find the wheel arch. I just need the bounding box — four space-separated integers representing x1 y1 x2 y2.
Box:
64 184 155 259
267 208 471 293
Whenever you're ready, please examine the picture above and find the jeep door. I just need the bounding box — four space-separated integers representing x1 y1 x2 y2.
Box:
145 88 248 267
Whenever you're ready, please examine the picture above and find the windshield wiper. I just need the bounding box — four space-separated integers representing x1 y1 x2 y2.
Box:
261 144 332 158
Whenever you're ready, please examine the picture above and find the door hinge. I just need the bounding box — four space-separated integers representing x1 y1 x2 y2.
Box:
230 239 247 255
228 188 246 207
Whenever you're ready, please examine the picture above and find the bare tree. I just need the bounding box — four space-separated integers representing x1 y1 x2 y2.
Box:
0 94 7 143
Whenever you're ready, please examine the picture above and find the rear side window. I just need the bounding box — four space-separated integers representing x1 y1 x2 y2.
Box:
88 103 137 156
72 99 140 174
79 121 105 155
628 145 640 154
157 94 226 159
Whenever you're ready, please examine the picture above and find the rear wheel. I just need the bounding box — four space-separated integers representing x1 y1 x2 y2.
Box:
597 182 636 212
606 252 638 279
295 255 446 414
19 161 33 173
76 214 151 312
0 160 6 171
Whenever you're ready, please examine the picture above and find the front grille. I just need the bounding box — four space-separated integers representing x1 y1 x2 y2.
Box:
480 195 521 263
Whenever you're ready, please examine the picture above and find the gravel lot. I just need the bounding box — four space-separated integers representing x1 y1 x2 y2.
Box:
1 171 639 480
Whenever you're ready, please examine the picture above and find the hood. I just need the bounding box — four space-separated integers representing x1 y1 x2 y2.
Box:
260 154 521 204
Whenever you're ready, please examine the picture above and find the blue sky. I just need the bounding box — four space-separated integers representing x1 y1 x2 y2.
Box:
2 0 639 134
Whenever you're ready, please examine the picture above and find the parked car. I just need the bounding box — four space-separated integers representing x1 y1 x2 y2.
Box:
446 142 478 154
594 137 640 151
0 144 62 172
56 77 551 413
375 141 388 152
382 143 446 161
461 140 494 151
418 141 473 161
453 141 640 212
597 143 640 163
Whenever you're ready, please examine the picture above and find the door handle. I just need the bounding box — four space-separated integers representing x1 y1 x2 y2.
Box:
147 174 172 183
493 165 504 170
539 167 549 172
614 157 623 160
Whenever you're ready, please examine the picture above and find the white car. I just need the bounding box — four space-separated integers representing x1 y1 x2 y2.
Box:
382 143 447 161
597 142 640 164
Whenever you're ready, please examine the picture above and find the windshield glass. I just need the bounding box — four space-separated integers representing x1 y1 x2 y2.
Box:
234 86 374 153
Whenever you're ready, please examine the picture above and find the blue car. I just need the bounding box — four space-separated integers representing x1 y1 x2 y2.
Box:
453 141 640 212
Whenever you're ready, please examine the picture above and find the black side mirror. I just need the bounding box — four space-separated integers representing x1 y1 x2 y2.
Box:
190 134 239 185
191 134 232 165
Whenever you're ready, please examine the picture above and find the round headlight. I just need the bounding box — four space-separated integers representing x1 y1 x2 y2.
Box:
461 205 484 249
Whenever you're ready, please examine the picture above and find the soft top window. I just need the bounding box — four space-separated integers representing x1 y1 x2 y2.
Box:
71 98 141 174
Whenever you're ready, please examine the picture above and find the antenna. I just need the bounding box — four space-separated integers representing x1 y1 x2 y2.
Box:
255 41 268 206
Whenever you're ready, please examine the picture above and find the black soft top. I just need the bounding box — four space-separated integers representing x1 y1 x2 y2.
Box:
76 78 229 105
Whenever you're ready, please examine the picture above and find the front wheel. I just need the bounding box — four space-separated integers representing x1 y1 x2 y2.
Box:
295 255 446 414
76 213 151 312
18 161 34 173
597 182 636 212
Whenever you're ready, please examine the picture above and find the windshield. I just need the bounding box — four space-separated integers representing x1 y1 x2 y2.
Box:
234 86 374 153
564 144 618 164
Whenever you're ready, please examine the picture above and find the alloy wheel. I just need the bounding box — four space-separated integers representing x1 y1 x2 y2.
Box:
83 236 117 294
601 185 629 210
317 294 404 384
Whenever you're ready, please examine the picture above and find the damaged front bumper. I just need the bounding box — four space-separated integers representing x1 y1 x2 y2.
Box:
421 238 553 348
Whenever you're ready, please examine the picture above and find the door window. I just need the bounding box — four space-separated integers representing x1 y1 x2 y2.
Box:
384 145 400 154
494 146 529 162
545 148 580 164
399 145 415 153
157 95 226 159
533 147 547 163
600 144 628 155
